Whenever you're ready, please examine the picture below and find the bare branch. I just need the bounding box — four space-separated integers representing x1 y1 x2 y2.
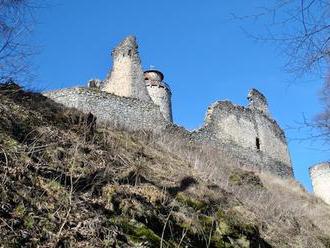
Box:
235 0 330 146
0 0 37 82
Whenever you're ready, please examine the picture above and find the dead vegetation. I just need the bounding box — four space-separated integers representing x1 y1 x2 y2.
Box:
0 82 329 247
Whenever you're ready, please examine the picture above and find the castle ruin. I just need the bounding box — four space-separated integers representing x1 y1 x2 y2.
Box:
310 162 330 205
44 35 295 180
144 70 172 122
103 36 152 102
86 36 173 122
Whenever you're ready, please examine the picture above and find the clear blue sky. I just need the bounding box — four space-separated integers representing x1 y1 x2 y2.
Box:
30 0 328 191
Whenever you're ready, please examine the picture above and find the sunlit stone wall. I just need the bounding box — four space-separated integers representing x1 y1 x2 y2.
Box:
310 162 330 204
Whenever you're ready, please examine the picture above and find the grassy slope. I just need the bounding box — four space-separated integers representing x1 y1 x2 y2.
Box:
0 83 329 248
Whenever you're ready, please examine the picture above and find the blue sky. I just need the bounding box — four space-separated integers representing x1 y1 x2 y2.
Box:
30 0 328 191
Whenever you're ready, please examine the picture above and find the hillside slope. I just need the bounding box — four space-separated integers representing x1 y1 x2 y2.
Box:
0 83 329 248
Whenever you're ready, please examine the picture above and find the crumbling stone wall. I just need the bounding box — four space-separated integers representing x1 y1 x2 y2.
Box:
164 123 292 177
88 79 104 89
310 162 330 204
44 87 168 132
247 88 270 116
44 86 293 177
103 36 151 102
192 99 292 176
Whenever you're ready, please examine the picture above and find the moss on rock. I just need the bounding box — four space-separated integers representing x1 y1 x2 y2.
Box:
176 192 207 211
229 169 264 188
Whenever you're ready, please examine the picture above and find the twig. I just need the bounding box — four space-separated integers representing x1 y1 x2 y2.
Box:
160 209 172 248
0 217 16 235
56 207 71 240
0 147 8 166
177 228 188 248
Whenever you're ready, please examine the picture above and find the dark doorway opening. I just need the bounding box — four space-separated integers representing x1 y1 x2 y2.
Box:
256 137 260 150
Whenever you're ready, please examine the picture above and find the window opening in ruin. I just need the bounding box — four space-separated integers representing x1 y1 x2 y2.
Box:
256 137 260 150
128 49 132 56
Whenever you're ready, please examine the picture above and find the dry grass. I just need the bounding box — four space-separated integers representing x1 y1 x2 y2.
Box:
0 83 330 247
130 129 330 248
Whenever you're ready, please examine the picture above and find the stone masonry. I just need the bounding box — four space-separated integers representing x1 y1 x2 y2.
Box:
103 36 152 102
191 96 293 177
44 87 169 132
44 35 294 178
145 70 173 122
310 162 330 204
247 89 270 117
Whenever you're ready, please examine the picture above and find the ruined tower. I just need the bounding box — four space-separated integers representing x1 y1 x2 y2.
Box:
247 88 270 116
103 36 152 102
144 70 173 122
310 162 330 204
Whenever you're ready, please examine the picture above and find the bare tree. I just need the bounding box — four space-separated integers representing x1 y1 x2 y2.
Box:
0 0 36 82
238 0 330 143
237 0 330 75
314 77 330 142
279 0 328 75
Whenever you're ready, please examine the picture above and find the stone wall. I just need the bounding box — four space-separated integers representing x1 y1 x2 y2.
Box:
247 89 270 116
191 100 293 176
310 162 330 204
43 87 168 132
44 87 293 177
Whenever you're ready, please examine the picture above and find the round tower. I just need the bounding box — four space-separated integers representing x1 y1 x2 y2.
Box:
309 162 330 204
144 70 173 122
